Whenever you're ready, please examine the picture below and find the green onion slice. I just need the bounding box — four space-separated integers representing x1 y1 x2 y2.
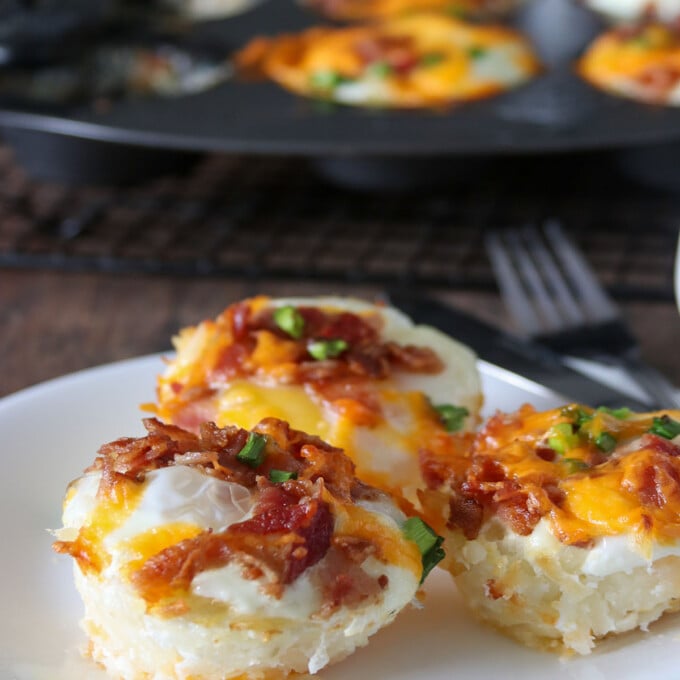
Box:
434 404 469 432
236 432 267 468
402 517 445 584
273 305 305 339
560 405 592 428
367 60 393 78
467 46 487 59
421 52 445 67
269 469 298 483
649 415 680 440
548 422 579 455
563 457 589 473
307 338 348 360
595 431 617 453
310 70 350 91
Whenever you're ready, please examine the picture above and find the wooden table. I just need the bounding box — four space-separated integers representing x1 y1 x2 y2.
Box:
2 268 679 400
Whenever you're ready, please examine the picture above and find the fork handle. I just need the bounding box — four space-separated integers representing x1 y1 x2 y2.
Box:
620 357 680 410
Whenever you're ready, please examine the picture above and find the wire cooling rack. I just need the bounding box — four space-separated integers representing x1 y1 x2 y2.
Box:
0 146 677 302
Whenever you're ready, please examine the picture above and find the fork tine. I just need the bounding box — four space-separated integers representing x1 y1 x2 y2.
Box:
486 230 543 336
542 220 619 322
505 227 564 333
521 224 586 328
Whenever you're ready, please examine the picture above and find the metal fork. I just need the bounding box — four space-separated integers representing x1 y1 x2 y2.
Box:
486 220 680 409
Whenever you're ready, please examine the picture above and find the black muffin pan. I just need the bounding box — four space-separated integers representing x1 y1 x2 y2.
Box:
1 0 680 184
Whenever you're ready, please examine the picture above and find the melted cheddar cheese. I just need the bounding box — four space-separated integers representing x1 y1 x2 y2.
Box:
579 23 680 105
304 0 525 21
423 404 680 546
235 14 541 108
154 296 481 505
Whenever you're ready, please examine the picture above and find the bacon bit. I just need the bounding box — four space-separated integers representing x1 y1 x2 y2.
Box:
332 398 381 427
495 491 543 536
355 34 419 74
544 483 566 508
640 433 680 457
384 342 444 373
167 394 218 433
332 535 377 564
447 493 484 539
306 309 380 345
170 382 183 395
536 445 556 462
378 574 389 589
133 485 334 605
314 546 384 618
313 378 382 422
485 579 504 600
623 451 680 509
637 65 680 98
53 533 103 575
87 419 200 490
229 301 252 341
232 490 334 583
210 343 251 383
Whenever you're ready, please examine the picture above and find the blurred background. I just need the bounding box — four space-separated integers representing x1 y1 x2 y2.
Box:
0 0 678 398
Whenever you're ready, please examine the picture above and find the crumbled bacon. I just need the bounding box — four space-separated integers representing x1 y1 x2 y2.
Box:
354 34 420 74
637 65 680 99
189 300 445 426
63 416 393 612
639 433 680 457
447 493 484 539
384 341 444 373
313 545 385 618
420 404 680 546
132 482 334 604
494 487 544 536
622 450 680 509
229 301 252 341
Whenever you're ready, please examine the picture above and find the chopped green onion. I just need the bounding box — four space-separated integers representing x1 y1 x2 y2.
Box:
307 338 348 360
236 432 267 468
595 431 617 453
563 458 589 473
421 52 445 67
310 70 349 91
548 422 579 455
273 305 305 339
649 415 680 440
434 404 469 432
467 46 487 59
269 469 298 483
597 406 631 420
628 35 651 48
367 60 393 78
561 405 592 428
402 517 445 584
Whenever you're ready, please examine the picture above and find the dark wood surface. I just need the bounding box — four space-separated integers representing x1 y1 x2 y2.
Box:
2 269 679 400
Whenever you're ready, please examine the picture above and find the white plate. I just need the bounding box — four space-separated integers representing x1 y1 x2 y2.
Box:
1 355 678 680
